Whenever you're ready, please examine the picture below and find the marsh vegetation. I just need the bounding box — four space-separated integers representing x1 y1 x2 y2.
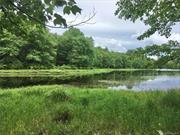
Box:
0 85 180 135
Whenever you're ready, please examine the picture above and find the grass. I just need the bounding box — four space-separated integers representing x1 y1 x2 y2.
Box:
0 69 150 77
0 85 180 135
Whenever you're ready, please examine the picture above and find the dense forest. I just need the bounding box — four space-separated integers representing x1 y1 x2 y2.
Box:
0 25 179 69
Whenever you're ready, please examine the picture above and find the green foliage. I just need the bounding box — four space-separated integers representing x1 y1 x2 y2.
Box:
56 28 94 68
115 0 180 39
93 47 117 68
22 29 57 69
0 18 178 69
0 0 81 28
0 29 26 69
93 47 155 69
144 40 180 68
0 1 82 70
0 8 59 69
0 24 57 69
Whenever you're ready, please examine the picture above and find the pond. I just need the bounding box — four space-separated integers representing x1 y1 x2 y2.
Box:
0 70 180 91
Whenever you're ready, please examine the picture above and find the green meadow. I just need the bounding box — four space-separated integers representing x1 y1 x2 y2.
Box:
0 85 179 135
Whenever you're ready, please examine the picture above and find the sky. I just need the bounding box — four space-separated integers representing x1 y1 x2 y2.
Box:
50 0 180 52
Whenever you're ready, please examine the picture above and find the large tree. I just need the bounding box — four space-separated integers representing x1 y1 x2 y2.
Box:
56 28 94 68
0 23 58 69
115 0 180 40
0 29 26 69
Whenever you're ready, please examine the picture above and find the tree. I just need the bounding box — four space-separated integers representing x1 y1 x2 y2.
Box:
56 28 94 68
20 28 57 69
113 53 131 68
126 48 155 68
93 47 114 68
0 7 58 69
115 0 180 40
0 29 26 69
144 41 180 68
0 15 58 69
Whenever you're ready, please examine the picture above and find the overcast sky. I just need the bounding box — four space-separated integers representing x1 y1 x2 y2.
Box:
50 0 180 52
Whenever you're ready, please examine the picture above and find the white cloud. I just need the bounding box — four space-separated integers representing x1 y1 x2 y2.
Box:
94 37 128 52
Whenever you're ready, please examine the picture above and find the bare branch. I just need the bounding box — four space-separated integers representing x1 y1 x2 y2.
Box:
67 15 79 24
66 8 96 27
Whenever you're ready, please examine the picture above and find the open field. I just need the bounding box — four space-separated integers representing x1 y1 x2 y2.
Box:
0 85 179 135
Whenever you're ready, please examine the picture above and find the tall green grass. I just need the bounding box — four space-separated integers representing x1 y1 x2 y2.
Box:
0 85 179 135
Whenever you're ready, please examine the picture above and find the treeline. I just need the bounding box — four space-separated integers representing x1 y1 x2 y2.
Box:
130 41 180 69
0 24 179 69
56 28 155 69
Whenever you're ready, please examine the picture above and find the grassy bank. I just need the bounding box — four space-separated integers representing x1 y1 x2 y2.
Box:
0 85 179 135
0 69 149 77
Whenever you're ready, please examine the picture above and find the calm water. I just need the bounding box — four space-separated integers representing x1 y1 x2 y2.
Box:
0 70 180 91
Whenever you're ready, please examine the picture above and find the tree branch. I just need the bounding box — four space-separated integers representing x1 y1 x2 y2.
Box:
8 0 96 29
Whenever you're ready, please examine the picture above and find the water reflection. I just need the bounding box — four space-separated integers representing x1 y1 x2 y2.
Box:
0 70 180 91
64 71 180 91
109 76 180 91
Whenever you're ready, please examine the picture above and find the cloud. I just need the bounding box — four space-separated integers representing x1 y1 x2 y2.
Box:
94 37 128 52
132 32 180 44
50 0 180 52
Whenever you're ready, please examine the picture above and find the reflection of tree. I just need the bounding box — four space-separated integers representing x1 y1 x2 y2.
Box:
0 71 179 89
68 71 151 88
0 77 24 88
126 85 133 89
0 77 75 88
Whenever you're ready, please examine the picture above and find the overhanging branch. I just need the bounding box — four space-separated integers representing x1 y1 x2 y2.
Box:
8 0 96 29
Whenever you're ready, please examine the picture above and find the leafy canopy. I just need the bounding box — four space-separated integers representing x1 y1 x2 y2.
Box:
56 28 94 68
0 0 81 28
115 0 180 40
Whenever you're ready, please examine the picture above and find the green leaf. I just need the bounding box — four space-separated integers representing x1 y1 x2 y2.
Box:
54 13 67 27
55 0 67 6
68 0 76 6
71 5 81 15
46 5 54 15
63 6 71 15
